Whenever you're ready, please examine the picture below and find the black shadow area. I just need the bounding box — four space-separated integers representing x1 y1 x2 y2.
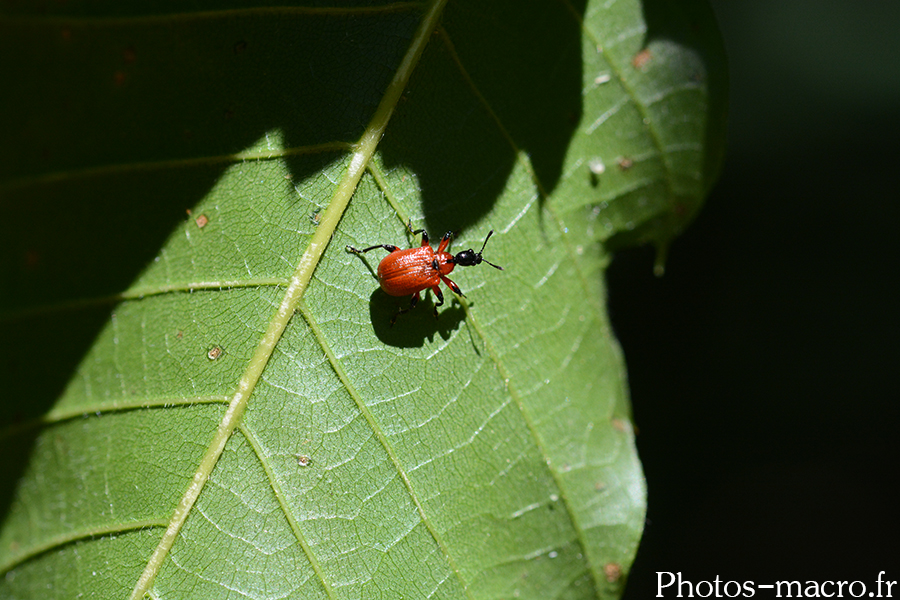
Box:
367 289 466 348
379 0 586 235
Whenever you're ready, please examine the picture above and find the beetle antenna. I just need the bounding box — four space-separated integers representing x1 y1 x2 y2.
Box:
478 230 495 254
478 230 503 270
482 258 504 271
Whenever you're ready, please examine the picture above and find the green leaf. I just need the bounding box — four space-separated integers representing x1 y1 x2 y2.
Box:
0 0 725 598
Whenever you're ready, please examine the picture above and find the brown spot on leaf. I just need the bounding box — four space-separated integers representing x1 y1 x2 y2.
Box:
632 48 652 69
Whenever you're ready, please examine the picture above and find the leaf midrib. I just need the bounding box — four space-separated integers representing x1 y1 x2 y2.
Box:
127 1 448 597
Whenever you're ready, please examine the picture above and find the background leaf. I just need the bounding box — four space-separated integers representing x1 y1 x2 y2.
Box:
0 0 725 598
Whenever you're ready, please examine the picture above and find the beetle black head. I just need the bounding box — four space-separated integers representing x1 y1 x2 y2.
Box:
451 230 504 270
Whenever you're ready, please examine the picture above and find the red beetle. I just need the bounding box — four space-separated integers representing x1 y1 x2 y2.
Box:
347 224 503 323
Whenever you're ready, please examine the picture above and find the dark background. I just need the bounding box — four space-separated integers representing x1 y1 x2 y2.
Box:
615 2 900 597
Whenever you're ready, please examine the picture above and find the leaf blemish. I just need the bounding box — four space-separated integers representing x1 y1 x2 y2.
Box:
589 158 605 187
632 48 652 69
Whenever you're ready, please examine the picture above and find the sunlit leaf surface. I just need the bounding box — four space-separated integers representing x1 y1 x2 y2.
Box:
0 0 725 597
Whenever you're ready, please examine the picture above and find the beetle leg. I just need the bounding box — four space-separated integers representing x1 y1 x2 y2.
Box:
436 231 453 254
406 219 426 236
390 292 420 327
403 219 428 245
431 285 444 318
432 285 445 307
440 275 464 297
346 244 398 254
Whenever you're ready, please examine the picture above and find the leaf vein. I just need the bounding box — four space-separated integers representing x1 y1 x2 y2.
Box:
0 520 167 576
0 143 353 194
296 299 474 598
236 423 336 599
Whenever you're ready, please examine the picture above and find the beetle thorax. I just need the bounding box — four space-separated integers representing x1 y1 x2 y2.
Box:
436 251 456 275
